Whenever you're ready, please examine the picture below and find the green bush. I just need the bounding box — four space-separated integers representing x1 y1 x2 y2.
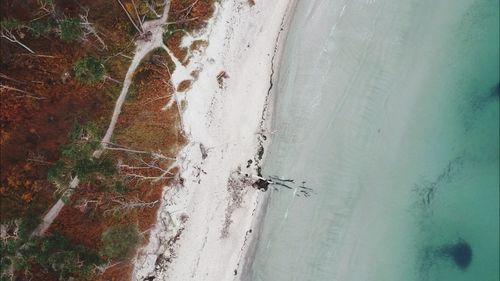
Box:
74 157 115 179
0 19 24 31
29 18 56 38
48 122 109 188
27 233 101 280
126 84 138 101
18 214 41 241
101 224 139 259
2 232 101 280
0 214 41 279
0 215 41 280
0 239 17 280
58 18 82 42
73 57 105 84
162 25 185 41
47 159 65 182
112 181 129 193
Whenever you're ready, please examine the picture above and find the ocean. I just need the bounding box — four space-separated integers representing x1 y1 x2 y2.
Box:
249 0 499 280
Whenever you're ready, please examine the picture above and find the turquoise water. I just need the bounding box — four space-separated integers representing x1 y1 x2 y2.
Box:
249 0 499 280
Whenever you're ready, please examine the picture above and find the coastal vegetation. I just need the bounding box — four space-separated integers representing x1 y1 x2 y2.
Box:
1 0 215 279
101 224 140 260
58 18 83 42
73 57 105 84
1 230 102 280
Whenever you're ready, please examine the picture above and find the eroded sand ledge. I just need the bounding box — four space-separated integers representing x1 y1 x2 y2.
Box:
133 0 297 280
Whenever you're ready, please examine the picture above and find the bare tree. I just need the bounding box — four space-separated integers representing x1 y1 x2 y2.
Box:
140 91 171 106
143 0 163 18
0 22 35 54
94 261 123 274
104 142 176 160
116 0 144 35
119 153 176 182
35 0 57 19
104 196 159 216
75 198 101 213
79 9 108 50
0 85 45 100
103 141 177 183
103 141 153 155
131 0 145 29
176 0 200 18
27 151 53 165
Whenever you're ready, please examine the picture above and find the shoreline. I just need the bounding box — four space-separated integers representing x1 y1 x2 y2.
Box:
133 0 297 280
237 1 297 279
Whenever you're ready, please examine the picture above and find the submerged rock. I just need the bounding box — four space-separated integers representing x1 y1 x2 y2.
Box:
439 239 473 270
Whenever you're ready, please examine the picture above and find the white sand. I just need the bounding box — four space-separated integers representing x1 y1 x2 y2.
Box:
133 0 296 280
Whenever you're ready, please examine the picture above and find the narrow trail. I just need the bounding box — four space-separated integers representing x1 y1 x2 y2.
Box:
32 1 182 237
94 0 172 157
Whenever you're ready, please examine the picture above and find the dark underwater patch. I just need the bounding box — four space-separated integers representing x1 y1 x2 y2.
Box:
418 238 473 281
493 82 499 98
438 239 473 270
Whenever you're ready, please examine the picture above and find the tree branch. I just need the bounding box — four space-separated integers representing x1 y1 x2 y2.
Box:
0 31 35 54
116 0 143 34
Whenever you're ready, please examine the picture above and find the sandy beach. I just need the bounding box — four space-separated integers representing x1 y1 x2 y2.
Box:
133 0 296 280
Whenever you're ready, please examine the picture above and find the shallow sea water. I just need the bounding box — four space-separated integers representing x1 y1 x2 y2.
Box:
249 0 499 280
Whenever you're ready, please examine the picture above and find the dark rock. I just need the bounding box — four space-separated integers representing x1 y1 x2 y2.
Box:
257 145 264 160
440 239 472 270
252 179 269 191
200 143 208 160
256 166 262 177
